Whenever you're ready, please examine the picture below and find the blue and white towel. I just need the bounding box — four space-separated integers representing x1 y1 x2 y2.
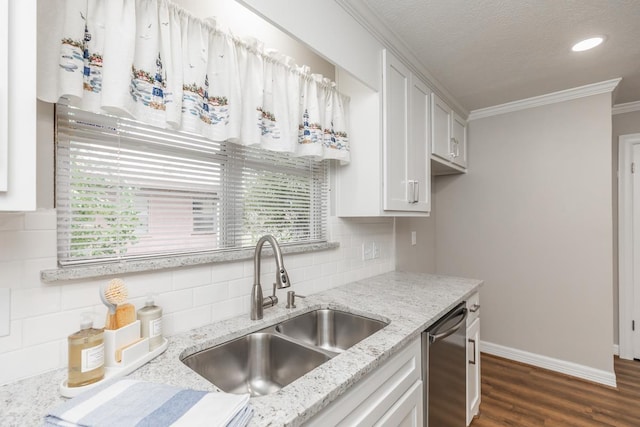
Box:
43 379 252 427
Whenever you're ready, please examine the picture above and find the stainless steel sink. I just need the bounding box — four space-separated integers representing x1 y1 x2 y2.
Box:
181 309 388 396
272 309 387 353
181 332 330 396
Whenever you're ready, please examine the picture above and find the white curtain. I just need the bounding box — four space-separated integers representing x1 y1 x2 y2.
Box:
38 0 350 162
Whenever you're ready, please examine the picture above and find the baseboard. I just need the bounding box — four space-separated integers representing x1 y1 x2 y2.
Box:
613 344 619 356
480 341 617 388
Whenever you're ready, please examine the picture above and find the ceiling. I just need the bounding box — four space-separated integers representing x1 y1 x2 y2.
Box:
359 0 640 111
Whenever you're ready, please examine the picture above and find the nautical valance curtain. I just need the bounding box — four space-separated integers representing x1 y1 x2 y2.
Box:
37 0 350 162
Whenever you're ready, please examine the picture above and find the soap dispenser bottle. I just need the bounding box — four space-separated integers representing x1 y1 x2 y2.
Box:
137 296 163 351
67 313 105 387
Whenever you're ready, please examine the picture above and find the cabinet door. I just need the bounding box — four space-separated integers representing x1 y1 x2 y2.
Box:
382 50 410 211
375 380 423 427
467 317 481 425
0 0 37 211
431 93 451 162
452 112 467 169
408 76 430 213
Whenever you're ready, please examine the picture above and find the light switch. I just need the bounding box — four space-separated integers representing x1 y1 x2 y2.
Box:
0 288 9 337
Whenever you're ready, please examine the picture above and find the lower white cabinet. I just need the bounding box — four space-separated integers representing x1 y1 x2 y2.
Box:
466 294 481 425
307 338 423 426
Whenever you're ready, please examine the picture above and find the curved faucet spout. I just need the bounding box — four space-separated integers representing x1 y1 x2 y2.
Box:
251 235 291 320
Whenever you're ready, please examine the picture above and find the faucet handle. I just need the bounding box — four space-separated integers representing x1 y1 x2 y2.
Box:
286 291 305 309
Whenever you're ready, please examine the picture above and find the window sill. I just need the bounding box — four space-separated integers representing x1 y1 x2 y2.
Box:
41 241 339 283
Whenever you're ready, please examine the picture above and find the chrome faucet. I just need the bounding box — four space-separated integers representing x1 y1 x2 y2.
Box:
250 235 291 320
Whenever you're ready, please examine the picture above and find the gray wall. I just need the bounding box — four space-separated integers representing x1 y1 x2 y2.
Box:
612 109 640 345
398 93 615 374
395 213 436 273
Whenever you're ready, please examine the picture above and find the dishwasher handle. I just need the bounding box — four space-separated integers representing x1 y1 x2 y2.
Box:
428 308 468 343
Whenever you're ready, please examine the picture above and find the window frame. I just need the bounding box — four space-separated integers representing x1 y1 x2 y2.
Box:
54 104 330 267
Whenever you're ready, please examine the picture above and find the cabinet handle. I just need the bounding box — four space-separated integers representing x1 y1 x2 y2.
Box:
407 180 415 203
470 303 480 313
469 338 477 365
451 137 460 158
413 180 419 203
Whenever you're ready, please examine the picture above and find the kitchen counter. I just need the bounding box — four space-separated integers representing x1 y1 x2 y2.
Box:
0 271 482 426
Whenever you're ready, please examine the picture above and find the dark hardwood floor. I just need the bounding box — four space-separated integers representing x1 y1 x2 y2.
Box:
471 353 640 427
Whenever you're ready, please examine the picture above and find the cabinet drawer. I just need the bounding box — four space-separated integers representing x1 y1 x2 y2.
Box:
307 338 422 426
466 292 480 325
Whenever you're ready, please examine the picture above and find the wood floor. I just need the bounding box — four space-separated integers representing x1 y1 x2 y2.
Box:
470 353 640 427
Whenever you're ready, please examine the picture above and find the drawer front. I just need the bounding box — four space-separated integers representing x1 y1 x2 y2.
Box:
466 292 480 325
307 338 422 426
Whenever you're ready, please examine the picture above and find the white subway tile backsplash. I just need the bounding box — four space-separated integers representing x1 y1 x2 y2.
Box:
24 210 57 230
193 282 230 306
212 262 245 282
11 286 61 319
22 308 87 347
60 281 101 310
0 230 57 262
155 289 193 314
228 276 252 298
0 208 395 384
303 264 323 281
212 297 245 322
0 319 22 353
0 341 61 385
162 306 211 336
320 262 338 277
0 213 25 231
125 271 173 297
0 261 23 288
22 257 57 288
172 265 212 290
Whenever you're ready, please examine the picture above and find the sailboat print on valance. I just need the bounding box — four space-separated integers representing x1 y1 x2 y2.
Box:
37 0 350 163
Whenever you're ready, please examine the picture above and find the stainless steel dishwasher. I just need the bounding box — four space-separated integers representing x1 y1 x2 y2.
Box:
422 302 468 427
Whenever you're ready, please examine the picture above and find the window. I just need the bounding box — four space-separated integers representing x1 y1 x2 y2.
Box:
55 104 328 266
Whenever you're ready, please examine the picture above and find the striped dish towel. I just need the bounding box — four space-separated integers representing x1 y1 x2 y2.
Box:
43 379 252 427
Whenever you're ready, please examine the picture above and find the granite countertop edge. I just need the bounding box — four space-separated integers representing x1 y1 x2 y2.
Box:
0 271 483 427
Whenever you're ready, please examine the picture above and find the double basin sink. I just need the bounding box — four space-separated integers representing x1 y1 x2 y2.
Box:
181 309 388 396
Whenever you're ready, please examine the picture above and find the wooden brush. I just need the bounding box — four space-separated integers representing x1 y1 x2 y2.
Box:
101 278 134 330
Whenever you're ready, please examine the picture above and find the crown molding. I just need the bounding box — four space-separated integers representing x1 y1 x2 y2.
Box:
468 78 622 121
335 0 469 118
612 100 640 115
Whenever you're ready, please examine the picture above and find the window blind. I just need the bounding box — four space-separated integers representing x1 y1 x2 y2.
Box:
55 104 329 266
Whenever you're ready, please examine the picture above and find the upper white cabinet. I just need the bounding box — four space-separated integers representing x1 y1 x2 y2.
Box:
0 0 37 211
383 50 430 213
431 93 467 175
334 50 431 217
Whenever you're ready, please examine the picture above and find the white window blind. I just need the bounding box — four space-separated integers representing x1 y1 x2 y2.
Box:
55 104 329 266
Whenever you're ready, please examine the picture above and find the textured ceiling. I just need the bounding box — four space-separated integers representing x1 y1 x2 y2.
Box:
361 0 640 111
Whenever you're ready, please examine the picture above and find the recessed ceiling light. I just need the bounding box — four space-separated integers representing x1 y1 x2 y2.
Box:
571 36 605 52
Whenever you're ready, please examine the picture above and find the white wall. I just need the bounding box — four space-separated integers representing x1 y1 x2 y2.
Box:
238 0 382 91
174 0 335 80
433 93 614 375
395 209 436 273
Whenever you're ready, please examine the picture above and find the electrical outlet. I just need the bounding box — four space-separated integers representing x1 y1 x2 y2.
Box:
362 242 374 260
411 231 417 246
372 242 380 259
0 288 10 337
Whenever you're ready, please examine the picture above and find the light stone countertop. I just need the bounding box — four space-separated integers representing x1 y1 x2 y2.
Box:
0 271 482 427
